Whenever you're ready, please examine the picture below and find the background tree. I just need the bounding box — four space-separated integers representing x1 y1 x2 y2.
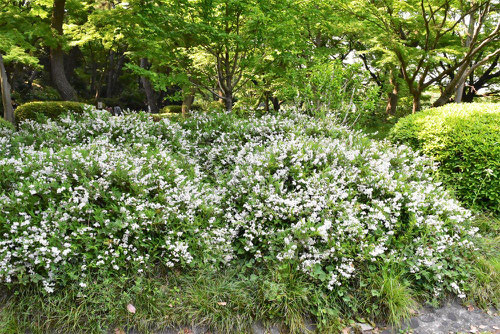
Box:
0 1 42 123
49 0 77 100
346 0 500 112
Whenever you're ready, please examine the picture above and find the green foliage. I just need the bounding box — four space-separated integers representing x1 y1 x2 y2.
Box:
466 215 500 309
15 101 90 124
151 112 183 122
160 105 183 114
0 108 494 332
12 84 61 104
190 101 204 111
0 118 15 131
389 103 500 214
364 266 417 325
290 60 381 127
468 255 500 309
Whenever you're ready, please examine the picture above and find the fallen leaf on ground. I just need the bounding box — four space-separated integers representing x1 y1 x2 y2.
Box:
217 301 227 306
114 328 125 334
467 304 475 311
127 303 136 314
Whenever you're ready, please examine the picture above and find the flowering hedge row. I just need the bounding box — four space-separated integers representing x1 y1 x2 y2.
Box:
0 109 476 300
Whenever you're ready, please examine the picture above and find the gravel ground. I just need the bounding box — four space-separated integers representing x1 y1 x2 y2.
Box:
139 300 499 334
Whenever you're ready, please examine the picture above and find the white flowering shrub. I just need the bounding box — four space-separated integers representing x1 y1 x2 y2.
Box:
0 109 477 300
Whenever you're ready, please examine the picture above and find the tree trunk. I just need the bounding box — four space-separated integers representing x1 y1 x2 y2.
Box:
50 0 77 101
218 89 225 106
181 91 194 117
139 58 158 113
455 13 476 103
412 91 421 113
385 69 399 115
106 50 115 98
0 54 15 124
271 96 280 112
27 70 38 91
386 91 399 115
224 93 233 113
264 92 270 112
432 93 452 108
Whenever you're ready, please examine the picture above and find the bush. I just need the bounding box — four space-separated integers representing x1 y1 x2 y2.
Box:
190 101 204 111
160 105 183 114
151 112 183 122
189 100 224 112
15 101 90 124
0 108 478 311
0 118 15 131
12 83 61 103
389 103 500 214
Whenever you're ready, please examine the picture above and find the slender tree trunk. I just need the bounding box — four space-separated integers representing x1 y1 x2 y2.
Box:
111 52 125 96
386 69 399 115
264 92 270 112
106 50 115 98
50 0 77 101
386 91 399 115
218 89 225 105
271 96 280 112
139 58 158 113
412 91 421 113
181 89 194 117
27 70 38 91
434 85 458 107
225 93 233 113
455 13 476 103
455 83 466 103
0 54 15 124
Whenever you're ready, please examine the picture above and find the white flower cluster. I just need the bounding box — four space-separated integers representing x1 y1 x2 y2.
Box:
0 109 475 297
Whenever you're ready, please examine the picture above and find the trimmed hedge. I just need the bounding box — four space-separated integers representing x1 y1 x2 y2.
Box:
389 103 500 214
0 118 15 131
151 112 183 122
15 101 89 124
161 105 183 114
190 102 203 111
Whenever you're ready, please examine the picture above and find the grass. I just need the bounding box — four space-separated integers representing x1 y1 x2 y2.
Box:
0 265 344 334
354 263 418 328
359 116 399 140
466 214 500 310
0 262 439 333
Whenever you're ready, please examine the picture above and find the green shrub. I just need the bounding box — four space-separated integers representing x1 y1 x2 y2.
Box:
189 100 224 112
98 97 121 108
15 101 90 124
12 84 62 103
151 112 183 122
0 117 15 131
190 101 203 111
389 103 500 214
160 105 183 114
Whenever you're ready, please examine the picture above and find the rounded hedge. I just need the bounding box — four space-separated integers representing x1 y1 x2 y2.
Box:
389 103 500 214
15 101 90 124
